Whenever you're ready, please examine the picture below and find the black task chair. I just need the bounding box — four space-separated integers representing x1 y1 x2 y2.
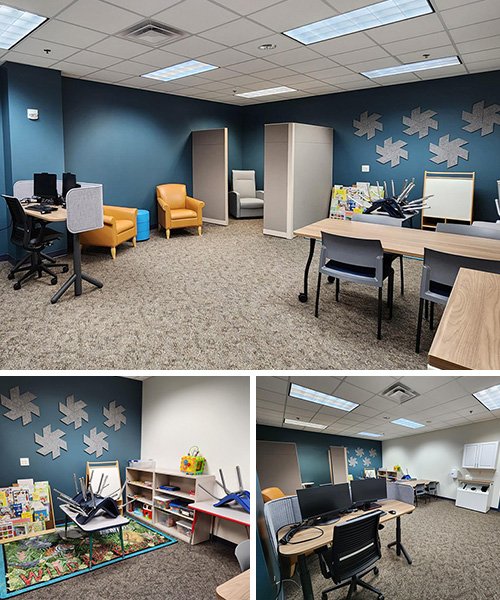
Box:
3 195 68 290
316 512 384 600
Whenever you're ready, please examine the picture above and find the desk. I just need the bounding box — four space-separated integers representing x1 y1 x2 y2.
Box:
294 218 500 302
24 202 67 222
428 268 500 369
190 501 250 545
60 505 129 568
216 570 250 600
398 479 434 488
279 499 414 600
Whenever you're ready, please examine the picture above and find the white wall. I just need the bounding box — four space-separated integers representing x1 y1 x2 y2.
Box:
383 420 500 508
141 376 250 542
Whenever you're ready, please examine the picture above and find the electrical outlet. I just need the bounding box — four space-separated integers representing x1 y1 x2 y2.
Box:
361 164 370 173
20 457 30 466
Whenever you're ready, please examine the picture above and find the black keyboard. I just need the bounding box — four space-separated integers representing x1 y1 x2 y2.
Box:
27 205 57 213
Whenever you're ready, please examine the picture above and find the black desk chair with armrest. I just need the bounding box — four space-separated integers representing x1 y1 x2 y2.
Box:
316 512 384 600
3 195 68 290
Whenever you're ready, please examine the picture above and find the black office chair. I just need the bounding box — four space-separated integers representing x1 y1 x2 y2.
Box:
316 512 384 600
3 195 68 290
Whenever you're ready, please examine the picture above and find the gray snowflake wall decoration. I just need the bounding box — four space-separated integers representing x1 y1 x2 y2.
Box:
59 395 88 429
353 111 383 139
376 138 408 167
84 428 109 458
430 135 469 168
402 107 438 138
462 101 500 136
1 386 40 425
35 425 67 459
103 401 126 431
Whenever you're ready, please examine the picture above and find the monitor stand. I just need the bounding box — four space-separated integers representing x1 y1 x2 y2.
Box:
361 502 382 512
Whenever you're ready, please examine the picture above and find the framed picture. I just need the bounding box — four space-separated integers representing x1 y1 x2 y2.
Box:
364 469 376 479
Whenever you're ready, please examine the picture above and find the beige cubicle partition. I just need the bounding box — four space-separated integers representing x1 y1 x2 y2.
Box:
328 446 348 484
263 123 333 239
192 128 228 225
257 440 302 495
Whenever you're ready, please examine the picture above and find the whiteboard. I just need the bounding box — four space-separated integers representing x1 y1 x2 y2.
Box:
87 461 122 500
423 171 474 221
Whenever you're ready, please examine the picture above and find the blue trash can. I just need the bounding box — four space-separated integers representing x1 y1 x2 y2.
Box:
136 209 150 241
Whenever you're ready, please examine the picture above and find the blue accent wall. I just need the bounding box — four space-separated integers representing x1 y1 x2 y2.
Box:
242 70 500 224
0 376 142 521
62 78 243 225
257 425 382 484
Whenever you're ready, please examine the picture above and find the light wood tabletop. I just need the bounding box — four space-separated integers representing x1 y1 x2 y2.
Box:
428 268 500 370
398 479 434 488
294 218 500 260
24 202 67 222
216 570 250 600
278 499 414 557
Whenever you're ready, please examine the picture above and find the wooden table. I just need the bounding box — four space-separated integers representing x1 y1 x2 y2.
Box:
24 202 67 222
428 268 500 369
294 218 500 302
190 501 250 545
216 570 250 600
279 499 415 600
398 479 434 488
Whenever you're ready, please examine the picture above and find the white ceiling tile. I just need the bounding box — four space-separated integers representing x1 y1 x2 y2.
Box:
6 0 75 17
67 49 122 69
13 37 79 61
234 33 302 57
325 0 378 10
367 14 444 45
266 46 322 66
347 376 397 395
462 47 500 64
336 47 391 67
449 19 500 44
51 61 98 77
230 58 276 74
118 75 163 88
250 0 334 32
105 0 181 17
83 69 129 83
352 404 379 418
457 35 500 54
191 66 240 80
215 0 283 16
347 57 399 73
200 48 255 67
275 73 316 85
466 58 500 72
432 0 475 8
250 65 298 79
2 51 57 67
336 80 380 90
109 60 153 76
401 376 456 394
396 45 457 64
287 56 337 73
88 37 151 59
310 32 376 57
161 35 226 57
334 382 374 404
31 19 107 49
57 0 141 34
132 49 189 67
384 32 454 56
363 395 399 411
257 376 289 395
459 376 500 394
440 0 500 30
154 0 238 34
201 19 275 47
417 64 468 78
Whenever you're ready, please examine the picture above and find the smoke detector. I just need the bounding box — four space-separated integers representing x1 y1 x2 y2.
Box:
381 383 419 404
119 20 187 47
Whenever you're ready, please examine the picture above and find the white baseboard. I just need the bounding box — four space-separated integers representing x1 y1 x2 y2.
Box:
263 228 293 239
203 218 228 226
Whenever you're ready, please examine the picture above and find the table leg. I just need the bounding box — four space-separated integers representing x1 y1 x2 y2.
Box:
299 238 316 303
298 554 315 600
119 526 125 558
89 532 93 569
387 516 412 565
64 515 68 538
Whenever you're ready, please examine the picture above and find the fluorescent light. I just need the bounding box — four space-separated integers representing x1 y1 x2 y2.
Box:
284 0 433 45
289 383 359 412
283 418 327 430
235 86 296 98
0 5 46 50
142 60 217 82
358 432 384 437
362 56 461 78
473 384 500 411
391 418 425 429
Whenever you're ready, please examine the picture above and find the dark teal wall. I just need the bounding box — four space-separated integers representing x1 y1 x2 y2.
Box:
62 78 243 224
0 376 142 520
242 70 500 224
257 425 382 484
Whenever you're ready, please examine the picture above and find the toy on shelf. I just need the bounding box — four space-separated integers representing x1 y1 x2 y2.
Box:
199 466 250 514
180 446 206 476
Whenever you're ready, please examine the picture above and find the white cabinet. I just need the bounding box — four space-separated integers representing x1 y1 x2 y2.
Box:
462 442 499 469
456 482 492 513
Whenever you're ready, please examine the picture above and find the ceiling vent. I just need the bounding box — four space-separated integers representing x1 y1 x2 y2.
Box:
119 20 187 47
381 383 419 404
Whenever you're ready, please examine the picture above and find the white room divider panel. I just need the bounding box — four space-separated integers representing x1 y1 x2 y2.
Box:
192 128 228 226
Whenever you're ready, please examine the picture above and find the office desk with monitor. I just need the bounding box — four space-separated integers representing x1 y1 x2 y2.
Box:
293 218 500 303
428 267 500 370
279 499 415 600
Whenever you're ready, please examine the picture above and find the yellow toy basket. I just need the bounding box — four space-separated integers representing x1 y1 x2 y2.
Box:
180 446 206 476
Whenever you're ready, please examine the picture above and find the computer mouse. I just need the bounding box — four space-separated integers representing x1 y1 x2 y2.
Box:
389 510 397 515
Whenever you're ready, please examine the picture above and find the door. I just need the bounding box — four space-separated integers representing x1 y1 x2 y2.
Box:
462 444 478 468
477 442 499 469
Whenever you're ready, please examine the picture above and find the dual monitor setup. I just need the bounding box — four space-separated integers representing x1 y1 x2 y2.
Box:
32 172 80 206
297 478 388 525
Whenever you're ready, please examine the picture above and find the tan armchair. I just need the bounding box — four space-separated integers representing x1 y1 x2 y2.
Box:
156 183 205 239
80 205 138 259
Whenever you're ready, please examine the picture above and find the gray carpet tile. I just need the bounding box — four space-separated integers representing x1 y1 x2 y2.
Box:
16 536 239 600
0 219 431 370
284 499 500 600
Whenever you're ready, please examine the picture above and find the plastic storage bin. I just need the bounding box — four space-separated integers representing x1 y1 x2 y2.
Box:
136 209 150 241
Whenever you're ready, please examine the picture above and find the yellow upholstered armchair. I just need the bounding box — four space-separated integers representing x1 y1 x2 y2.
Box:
156 183 205 239
80 205 138 259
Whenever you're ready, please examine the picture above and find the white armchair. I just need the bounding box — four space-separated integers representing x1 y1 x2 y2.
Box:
229 170 264 218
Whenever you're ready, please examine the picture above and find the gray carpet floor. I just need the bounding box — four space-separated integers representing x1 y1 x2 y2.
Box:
16 534 239 600
285 499 500 600
0 219 431 370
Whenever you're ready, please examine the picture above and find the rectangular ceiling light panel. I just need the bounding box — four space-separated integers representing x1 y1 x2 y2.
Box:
358 431 384 437
289 383 359 412
142 60 218 82
391 418 425 429
362 56 460 78
473 384 500 411
284 0 433 45
283 418 327 429
235 86 296 98
0 5 46 50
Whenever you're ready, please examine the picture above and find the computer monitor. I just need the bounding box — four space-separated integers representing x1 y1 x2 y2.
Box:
33 173 57 201
297 483 352 524
350 478 387 511
62 172 80 198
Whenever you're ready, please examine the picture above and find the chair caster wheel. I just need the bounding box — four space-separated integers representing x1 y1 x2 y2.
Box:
13 282 21 290
62 266 69 273
378 595 384 600
51 277 58 285
328 276 335 283
7 272 14 280
298 293 308 303
374 567 379 575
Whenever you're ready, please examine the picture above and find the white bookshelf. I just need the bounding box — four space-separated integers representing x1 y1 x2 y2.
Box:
126 466 215 544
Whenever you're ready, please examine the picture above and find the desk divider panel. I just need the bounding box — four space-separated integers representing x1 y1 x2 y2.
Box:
257 440 302 495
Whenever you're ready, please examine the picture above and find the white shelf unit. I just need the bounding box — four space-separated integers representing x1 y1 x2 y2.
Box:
126 467 215 544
